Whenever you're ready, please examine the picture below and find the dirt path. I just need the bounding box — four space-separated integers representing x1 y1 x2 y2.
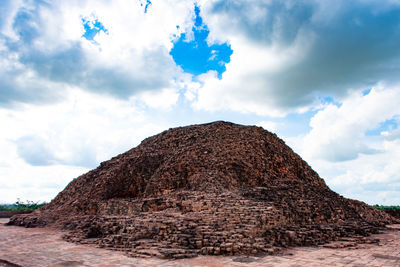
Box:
1 218 399 267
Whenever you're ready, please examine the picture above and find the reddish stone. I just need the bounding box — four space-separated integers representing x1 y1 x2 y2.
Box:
8 121 399 258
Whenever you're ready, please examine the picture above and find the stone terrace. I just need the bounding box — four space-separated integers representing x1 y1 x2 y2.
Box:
52 190 388 259
7 121 398 259
1 219 400 267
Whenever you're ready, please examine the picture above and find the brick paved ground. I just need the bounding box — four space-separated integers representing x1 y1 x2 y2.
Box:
1 218 399 267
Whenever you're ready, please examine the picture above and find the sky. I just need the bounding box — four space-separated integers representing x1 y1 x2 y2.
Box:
0 0 400 205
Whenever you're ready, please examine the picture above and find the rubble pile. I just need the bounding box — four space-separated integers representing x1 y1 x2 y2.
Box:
9 121 397 258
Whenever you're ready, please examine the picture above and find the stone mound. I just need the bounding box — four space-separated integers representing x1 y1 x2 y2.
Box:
8 121 398 258
383 209 400 219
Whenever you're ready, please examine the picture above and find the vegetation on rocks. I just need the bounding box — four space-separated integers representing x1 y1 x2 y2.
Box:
372 205 400 211
0 199 46 211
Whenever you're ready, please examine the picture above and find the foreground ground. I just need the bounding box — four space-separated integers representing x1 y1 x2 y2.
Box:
0 218 399 267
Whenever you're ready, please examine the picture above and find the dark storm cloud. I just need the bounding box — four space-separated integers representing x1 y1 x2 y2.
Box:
203 0 400 109
209 0 316 46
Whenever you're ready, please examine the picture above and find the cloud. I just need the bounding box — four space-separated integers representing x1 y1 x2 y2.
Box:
1 0 400 206
301 85 400 162
283 84 400 204
309 137 400 205
0 0 195 106
1 87 168 168
15 133 99 168
3 0 400 115
256 120 278 133
0 162 90 203
139 87 180 110
193 0 400 115
15 135 56 166
0 86 173 202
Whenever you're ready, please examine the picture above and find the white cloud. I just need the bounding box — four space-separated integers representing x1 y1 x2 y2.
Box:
1 0 400 206
0 0 198 203
183 80 201 102
193 0 400 115
0 122 89 203
192 32 314 116
139 87 180 110
256 120 278 133
304 138 400 205
289 84 400 204
0 88 170 202
302 85 400 162
0 161 89 204
0 0 196 105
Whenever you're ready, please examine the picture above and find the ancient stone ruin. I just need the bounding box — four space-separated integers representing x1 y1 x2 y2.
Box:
8 121 398 258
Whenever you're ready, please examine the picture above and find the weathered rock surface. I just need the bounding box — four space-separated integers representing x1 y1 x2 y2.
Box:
8 121 398 258
0 211 32 218
382 209 400 219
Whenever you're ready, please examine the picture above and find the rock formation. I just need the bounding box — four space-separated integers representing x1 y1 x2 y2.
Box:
8 121 397 258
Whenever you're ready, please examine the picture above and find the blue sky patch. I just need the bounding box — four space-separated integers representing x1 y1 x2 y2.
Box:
320 96 335 104
81 17 108 41
170 5 233 78
140 0 152 13
366 118 398 136
317 95 341 107
362 88 372 96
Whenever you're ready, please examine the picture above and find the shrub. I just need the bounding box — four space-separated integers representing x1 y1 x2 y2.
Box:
0 199 46 211
372 205 400 211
